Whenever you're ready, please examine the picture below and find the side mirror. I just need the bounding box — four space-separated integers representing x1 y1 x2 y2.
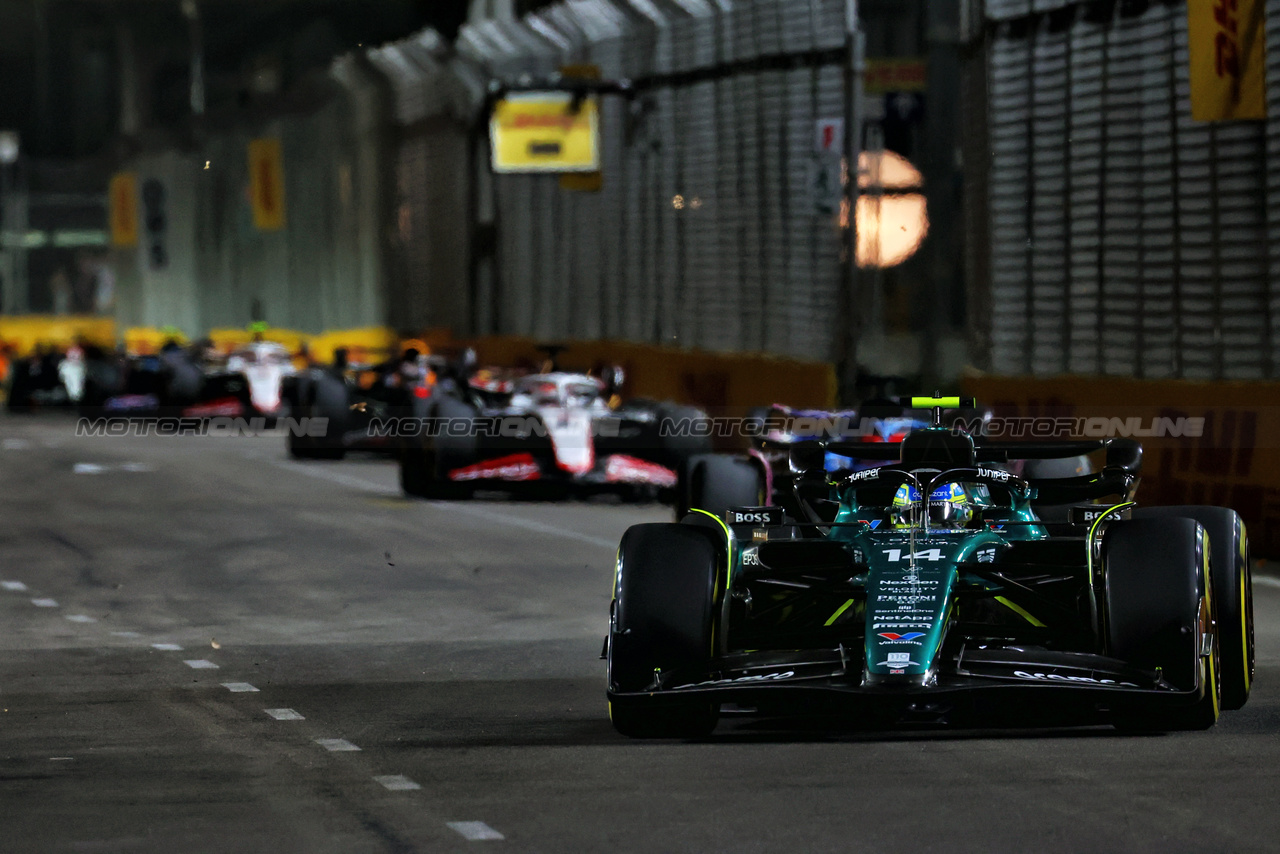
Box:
789 440 827 478
1105 438 1142 475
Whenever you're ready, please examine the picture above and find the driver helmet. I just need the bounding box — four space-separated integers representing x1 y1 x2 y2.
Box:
892 481 973 529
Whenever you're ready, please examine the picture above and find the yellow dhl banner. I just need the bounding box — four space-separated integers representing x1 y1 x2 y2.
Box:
248 138 287 230
490 92 600 173
108 172 139 247
1188 0 1267 121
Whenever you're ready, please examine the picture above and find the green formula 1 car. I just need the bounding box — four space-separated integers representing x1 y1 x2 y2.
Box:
605 397 1254 737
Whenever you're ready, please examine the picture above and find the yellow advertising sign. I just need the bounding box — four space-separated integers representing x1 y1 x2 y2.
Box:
1188 0 1267 121
490 92 600 173
248 138 287 230
108 172 139 248
863 58 928 94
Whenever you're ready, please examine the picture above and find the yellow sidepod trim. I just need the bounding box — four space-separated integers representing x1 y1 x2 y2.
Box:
994 596 1046 627
824 599 856 627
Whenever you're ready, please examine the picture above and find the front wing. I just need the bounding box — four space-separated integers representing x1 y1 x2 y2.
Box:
607 647 1209 722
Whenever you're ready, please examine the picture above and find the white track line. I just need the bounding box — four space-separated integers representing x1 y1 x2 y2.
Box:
1 580 28 591
64 614 96 623
111 631 142 638
151 643 183 651
315 738 360 752
271 460 400 496
374 775 421 791
221 682 259 693
427 500 617 550
1254 576 1280 589
446 821 504 841
184 659 219 669
265 708 304 721
272 460 616 550
31 598 58 608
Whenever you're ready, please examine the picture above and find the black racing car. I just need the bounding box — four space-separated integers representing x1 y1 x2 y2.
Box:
605 397 1253 736
282 346 431 460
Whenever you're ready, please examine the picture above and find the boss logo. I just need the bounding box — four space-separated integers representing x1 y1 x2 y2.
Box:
726 506 783 526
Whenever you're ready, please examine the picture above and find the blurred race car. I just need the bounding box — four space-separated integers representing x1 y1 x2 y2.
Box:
79 338 295 420
606 397 1253 737
398 352 709 500
5 345 89 411
674 402 928 520
283 345 432 459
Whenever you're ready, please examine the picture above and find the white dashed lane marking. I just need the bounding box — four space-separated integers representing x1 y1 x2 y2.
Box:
65 614 97 623
151 643 183 651
31 598 58 608
265 709 304 721
447 821 505 841
2 438 31 450
184 659 219 669
221 682 259 693
315 738 360 752
2 580 29 591
374 775 421 792
72 462 154 475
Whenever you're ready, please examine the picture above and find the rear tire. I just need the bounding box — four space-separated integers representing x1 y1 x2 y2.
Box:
684 455 766 521
656 403 713 469
1133 505 1253 710
607 523 721 738
288 373 348 460
1105 518 1220 731
399 397 476 500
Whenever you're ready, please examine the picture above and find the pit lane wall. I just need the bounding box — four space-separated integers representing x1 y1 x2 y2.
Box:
963 375 1280 557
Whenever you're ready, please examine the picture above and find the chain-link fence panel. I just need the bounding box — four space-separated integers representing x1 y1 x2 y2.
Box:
459 0 849 362
982 0 1278 380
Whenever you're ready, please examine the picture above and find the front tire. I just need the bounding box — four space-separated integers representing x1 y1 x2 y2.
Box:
607 523 721 738
1105 518 1220 731
1133 506 1253 710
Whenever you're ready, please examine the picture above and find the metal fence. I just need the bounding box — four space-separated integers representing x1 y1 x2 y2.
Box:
112 0 852 365
981 0 1280 380
116 63 390 337
458 0 849 361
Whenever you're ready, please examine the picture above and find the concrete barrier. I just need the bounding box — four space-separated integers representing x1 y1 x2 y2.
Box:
0 316 116 356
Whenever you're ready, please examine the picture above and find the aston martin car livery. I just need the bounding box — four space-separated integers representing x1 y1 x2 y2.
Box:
607 397 1253 736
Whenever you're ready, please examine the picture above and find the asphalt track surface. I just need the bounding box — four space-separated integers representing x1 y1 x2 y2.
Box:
2 413 1279 853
